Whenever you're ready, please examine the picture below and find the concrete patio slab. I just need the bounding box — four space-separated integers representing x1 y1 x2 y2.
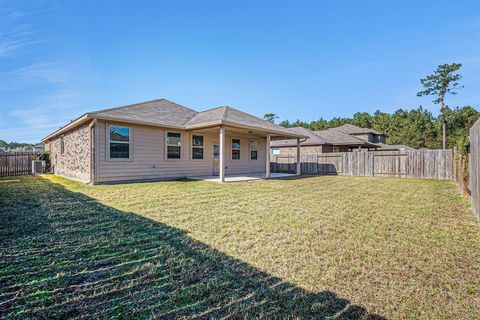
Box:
186 172 296 183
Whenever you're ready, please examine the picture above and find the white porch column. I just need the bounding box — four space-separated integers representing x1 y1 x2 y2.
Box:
266 134 271 178
296 138 301 175
219 126 225 182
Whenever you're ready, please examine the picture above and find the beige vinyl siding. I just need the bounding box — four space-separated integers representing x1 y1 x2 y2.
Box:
95 121 266 183
224 135 266 175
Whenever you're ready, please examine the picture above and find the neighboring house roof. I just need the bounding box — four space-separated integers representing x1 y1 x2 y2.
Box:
0 148 6 153
270 127 327 147
334 124 384 135
271 127 379 148
33 142 45 148
320 128 379 146
43 99 306 142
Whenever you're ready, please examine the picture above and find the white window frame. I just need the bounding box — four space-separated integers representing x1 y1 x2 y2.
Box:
107 124 132 161
191 134 204 160
231 138 241 160
249 140 258 161
165 131 182 160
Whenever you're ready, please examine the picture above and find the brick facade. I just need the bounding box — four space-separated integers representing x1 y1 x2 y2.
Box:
273 145 350 155
50 123 91 183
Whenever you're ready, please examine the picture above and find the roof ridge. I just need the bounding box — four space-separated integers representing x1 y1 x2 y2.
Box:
220 105 270 123
222 106 229 121
199 105 226 113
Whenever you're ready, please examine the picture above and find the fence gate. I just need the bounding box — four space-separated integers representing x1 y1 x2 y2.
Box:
0 152 38 177
373 153 408 177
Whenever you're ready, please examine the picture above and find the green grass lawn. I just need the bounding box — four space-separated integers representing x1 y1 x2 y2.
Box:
0 175 479 319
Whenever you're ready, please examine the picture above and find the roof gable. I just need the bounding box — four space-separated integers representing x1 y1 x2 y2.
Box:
185 106 227 126
222 107 302 136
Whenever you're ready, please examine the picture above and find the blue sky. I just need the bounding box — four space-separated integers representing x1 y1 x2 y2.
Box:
1 0 479 143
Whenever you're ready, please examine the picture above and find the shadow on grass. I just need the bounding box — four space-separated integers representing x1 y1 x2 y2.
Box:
0 176 385 319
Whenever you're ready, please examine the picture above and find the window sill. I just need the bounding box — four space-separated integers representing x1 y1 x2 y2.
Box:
106 158 133 162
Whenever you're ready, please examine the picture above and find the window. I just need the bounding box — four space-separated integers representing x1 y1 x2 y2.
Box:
232 139 240 160
109 125 130 159
192 135 204 160
272 148 280 155
250 140 258 160
213 144 220 159
332 146 340 153
60 136 65 155
166 132 181 159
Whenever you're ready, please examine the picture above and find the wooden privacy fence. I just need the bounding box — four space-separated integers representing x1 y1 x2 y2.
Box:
271 149 453 180
0 152 38 177
469 118 480 219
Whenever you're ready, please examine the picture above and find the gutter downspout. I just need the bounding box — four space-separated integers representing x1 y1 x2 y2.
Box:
88 119 96 185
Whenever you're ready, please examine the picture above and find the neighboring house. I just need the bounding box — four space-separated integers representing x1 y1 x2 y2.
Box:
0 148 6 154
32 142 45 153
331 124 415 151
43 99 306 184
271 126 380 155
271 124 414 155
330 124 386 144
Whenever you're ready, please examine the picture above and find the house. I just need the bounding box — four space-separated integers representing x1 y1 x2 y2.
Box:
327 124 414 151
330 124 386 144
32 142 45 153
42 99 306 184
271 126 381 155
0 148 6 154
271 124 414 155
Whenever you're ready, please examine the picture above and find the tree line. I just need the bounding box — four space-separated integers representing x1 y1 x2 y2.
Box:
277 105 478 150
0 140 34 152
266 63 478 150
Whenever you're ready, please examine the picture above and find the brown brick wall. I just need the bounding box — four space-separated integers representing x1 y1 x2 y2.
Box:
274 145 324 155
50 124 91 183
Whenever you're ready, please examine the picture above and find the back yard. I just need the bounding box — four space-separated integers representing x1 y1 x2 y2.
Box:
0 175 479 319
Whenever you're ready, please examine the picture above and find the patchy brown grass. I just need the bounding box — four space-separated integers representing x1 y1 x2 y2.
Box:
0 174 479 319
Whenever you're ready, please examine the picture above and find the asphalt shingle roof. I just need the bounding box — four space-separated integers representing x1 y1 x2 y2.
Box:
334 124 384 135
44 99 305 141
271 127 379 147
92 99 198 127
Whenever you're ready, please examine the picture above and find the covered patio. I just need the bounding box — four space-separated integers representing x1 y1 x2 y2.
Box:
184 107 307 182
